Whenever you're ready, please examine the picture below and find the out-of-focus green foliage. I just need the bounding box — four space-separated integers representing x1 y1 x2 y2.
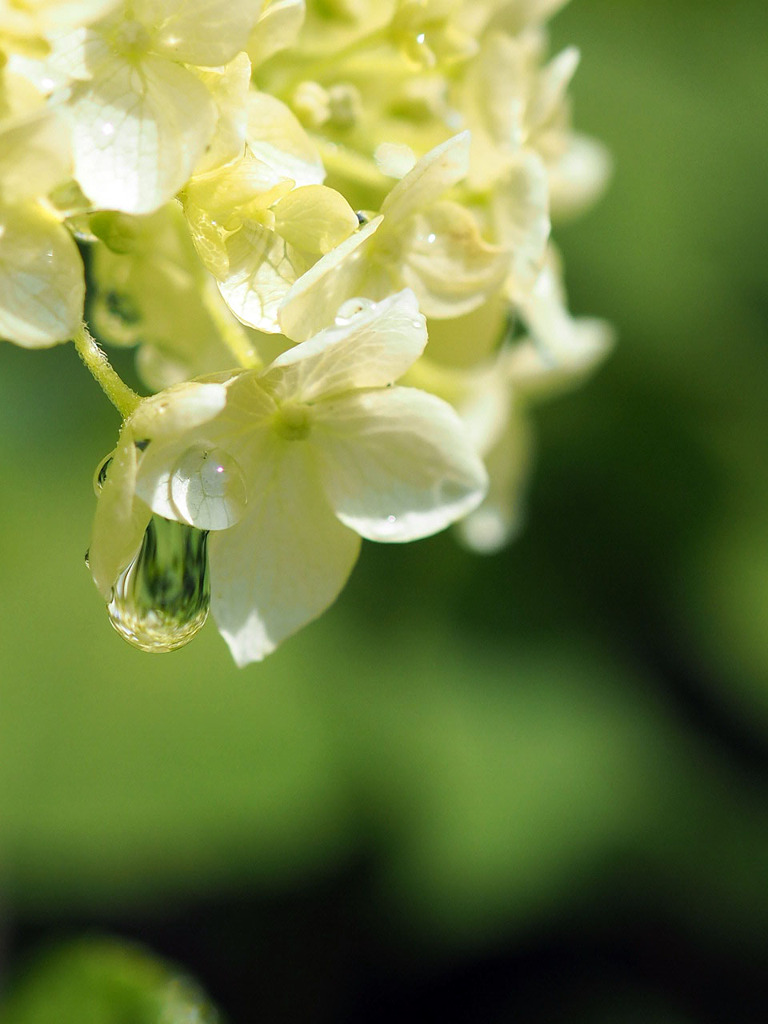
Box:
0 0 767 999
0 939 219 1024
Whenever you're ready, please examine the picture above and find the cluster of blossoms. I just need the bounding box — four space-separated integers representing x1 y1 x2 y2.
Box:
0 0 611 665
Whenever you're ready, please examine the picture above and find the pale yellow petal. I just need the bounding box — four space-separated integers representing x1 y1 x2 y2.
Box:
314 385 488 542
400 200 509 318
381 131 470 223
218 221 311 332
0 199 83 347
273 184 358 255
262 289 426 403
70 53 217 214
210 440 361 665
277 215 382 341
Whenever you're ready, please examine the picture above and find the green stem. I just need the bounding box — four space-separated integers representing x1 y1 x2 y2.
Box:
73 323 141 419
201 282 261 370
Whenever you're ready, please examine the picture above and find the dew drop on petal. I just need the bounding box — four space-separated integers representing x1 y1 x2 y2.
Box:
107 515 210 654
334 297 376 325
168 446 247 531
93 451 114 495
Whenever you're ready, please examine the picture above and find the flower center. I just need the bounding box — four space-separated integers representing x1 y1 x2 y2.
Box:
110 18 152 58
274 402 312 441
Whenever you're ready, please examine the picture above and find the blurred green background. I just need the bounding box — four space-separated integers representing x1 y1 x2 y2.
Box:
1 0 768 1019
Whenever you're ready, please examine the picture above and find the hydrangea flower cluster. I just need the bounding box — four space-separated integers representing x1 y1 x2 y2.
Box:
0 0 612 664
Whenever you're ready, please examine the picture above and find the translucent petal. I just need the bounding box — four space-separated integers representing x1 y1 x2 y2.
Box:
491 149 550 293
246 91 325 189
314 386 488 542
217 221 311 332
89 442 152 601
0 200 84 347
0 107 72 203
548 134 612 220
130 381 229 442
247 0 306 66
262 290 426 404
529 46 580 131
141 0 265 66
0 0 121 41
273 184 358 255
90 382 227 599
457 404 533 554
210 440 361 666
512 251 615 395
400 200 509 318
277 215 382 341
381 131 470 224
69 53 217 214
190 52 251 177
135 375 276 526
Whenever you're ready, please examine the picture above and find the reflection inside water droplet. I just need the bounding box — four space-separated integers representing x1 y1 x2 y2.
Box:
107 515 210 654
93 451 114 495
334 297 376 325
169 445 247 531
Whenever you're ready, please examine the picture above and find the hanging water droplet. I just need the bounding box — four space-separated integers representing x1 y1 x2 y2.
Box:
93 452 114 495
334 297 376 325
107 515 210 653
84 549 90 569
168 445 247 531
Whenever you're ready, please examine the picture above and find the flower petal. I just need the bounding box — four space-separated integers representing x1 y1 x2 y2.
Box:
314 385 488 542
69 54 216 214
273 184 358 255
457 403 533 554
0 107 72 203
210 440 361 665
277 215 381 342
135 375 275 528
400 200 509 318
381 131 470 223
247 0 306 66
0 200 84 347
492 149 550 293
246 91 325 189
217 221 311 332
261 289 426 403
145 0 264 66
89 436 150 599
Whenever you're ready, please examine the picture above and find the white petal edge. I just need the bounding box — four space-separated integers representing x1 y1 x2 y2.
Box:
314 386 488 543
210 440 361 665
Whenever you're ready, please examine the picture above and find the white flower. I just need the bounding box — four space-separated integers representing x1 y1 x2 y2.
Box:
53 0 264 213
404 250 613 553
89 290 488 664
460 27 609 220
279 132 510 342
0 73 84 347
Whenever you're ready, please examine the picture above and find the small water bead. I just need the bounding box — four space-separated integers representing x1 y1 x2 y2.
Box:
169 445 247 531
93 451 114 495
334 297 377 326
107 515 210 654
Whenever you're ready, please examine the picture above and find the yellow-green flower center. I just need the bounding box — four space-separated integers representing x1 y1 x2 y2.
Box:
110 19 152 59
274 402 312 441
